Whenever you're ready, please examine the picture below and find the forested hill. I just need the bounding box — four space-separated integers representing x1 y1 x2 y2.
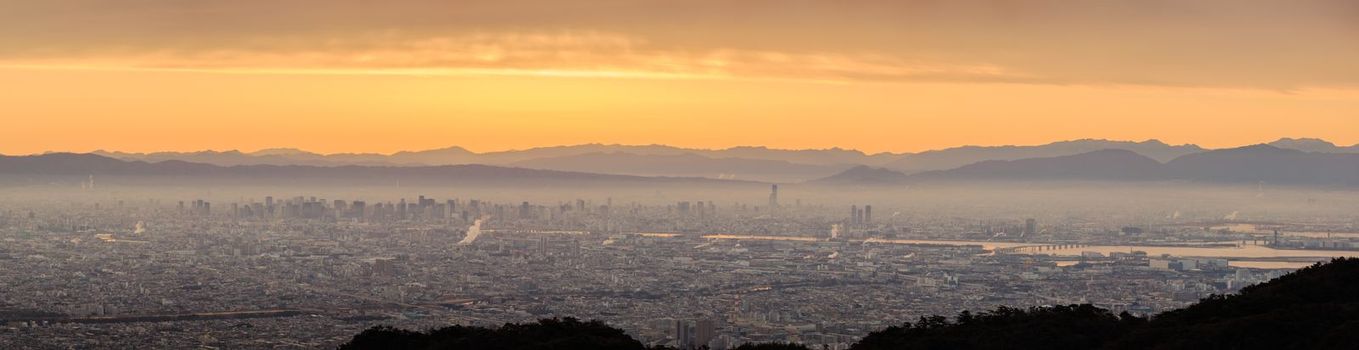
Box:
340 258 1359 350
1105 257 1359 349
852 258 1359 349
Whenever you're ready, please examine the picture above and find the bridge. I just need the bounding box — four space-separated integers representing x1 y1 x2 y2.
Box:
997 243 1093 254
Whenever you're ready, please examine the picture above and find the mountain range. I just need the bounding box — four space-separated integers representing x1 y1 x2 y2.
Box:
93 144 893 167
1265 137 1359 154
0 153 755 188
508 152 844 183
91 145 886 182
79 138 1355 183
4 139 1357 187
909 149 1167 182
881 139 1205 174
819 145 1359 187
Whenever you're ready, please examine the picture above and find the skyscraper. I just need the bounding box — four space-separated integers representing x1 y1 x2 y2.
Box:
864 205 873 224
694 319 715 349
676 320 693 349
767 184 779 210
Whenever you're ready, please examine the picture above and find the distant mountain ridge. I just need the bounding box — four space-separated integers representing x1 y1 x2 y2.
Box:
91 144 902 167
11 143 1359 188
79 138 1359 167
881 139 1204 174
911 149 1167 181
0 153 758 188
807 165 914 186
89 144 898 182
1165 144 1359 186
1267 137 1359 153
812 145 1359 187
509 152 848 183
42 138 1359 183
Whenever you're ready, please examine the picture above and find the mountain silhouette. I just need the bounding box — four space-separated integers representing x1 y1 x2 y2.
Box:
0 153 758 188
814 145 1359 187
91 144 901 169
510 152 847 182
1165 144 1359 186
910 149 1166 182
882 139 1202 174
77 139 1358 183
806 165 913 186
1267 137 1359 153
20 143 1359 188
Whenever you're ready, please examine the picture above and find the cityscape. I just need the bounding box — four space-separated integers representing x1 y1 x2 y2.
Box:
2 177 1356 348
3 0 1359 348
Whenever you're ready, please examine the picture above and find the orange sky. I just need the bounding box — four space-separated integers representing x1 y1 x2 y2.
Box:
2 0 1357 155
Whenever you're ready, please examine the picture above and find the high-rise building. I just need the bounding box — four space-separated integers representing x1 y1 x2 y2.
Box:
767 184 779 210
676 320 693 349
864 205 873 224
520 201 533 220
1024 218 1037 236
351 201 366 219
694 319 715 349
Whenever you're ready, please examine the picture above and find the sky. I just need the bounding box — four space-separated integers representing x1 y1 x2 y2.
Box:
1 0 1357 155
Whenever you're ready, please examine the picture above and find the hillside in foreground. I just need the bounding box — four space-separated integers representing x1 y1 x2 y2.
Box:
339 258 1359 350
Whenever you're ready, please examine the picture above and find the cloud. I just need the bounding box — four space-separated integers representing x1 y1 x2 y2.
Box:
2 0 1357 89
0 31 1037 84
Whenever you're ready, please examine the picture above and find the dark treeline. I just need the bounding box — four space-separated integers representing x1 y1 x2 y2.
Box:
341 318 648 350
340 258 1359 350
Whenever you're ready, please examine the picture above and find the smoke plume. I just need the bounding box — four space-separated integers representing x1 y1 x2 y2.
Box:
456 218 486 246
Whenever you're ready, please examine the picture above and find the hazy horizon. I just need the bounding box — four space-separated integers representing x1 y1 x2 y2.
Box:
3 1 1358 349
4 136 1354 157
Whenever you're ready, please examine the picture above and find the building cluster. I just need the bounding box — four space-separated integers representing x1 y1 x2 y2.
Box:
0 192 1354 349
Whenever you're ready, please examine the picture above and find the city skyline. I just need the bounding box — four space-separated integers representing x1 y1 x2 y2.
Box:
3 1 1358 348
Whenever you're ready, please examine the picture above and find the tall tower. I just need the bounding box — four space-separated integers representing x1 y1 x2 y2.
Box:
767 184 779 210
864 205 872 224
676 320 694 349
695 319 715 349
